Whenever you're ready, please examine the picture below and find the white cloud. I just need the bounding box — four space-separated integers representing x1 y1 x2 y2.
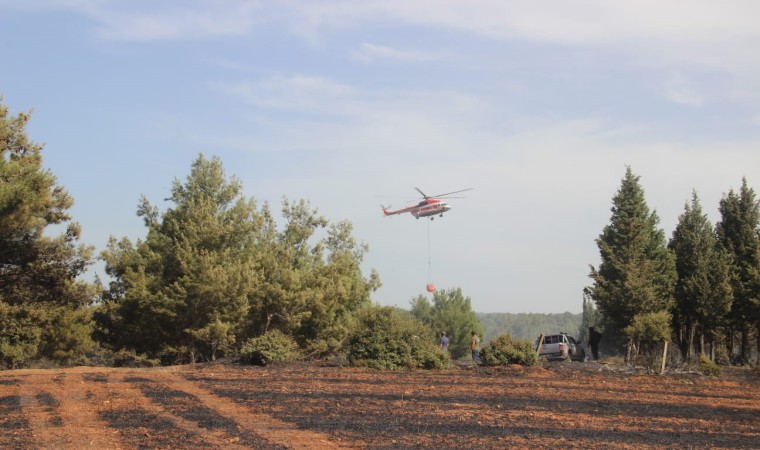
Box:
91 2 261 41
663 74 704 106
15 0 759 72
3 0 264 41
210 75 357 114
284 1 760 70
351 43 443 64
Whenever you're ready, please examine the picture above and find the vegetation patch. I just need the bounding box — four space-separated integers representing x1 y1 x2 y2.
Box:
479 333 538 366
346 306 449 370
239 330 300 366
698 354 722 377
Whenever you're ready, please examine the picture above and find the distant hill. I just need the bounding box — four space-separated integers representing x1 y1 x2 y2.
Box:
478 312 582 343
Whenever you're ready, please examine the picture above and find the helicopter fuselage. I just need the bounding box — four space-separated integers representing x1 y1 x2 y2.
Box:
382 198 451 219
380 187 470 220
411 199 451 218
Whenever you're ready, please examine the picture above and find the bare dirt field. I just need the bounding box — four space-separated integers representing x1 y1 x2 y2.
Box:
1 360 758 449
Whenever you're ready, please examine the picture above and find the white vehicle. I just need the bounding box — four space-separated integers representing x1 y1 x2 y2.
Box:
535 333 585 362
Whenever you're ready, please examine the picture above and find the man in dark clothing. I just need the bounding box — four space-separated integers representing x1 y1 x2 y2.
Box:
588 327 602 360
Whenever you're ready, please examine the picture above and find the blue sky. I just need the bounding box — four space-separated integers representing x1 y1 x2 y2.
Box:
2 1 760 313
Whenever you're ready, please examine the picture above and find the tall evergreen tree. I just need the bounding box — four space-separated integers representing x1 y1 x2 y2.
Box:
587 167 676 353
0 99 97 368
99 154 260 358
715 179 760 365
409 288 481 359
669 191 732 360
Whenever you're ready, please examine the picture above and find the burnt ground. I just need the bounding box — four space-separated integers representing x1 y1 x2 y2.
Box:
0 360 758 449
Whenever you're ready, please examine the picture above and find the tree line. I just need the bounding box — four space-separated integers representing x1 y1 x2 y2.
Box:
2 99 487 369
4 98 758 370
587 167 760 366
477 312 582 343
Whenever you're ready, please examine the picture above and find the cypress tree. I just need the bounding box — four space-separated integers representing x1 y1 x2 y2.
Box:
587 167 676 353
715 179 760 365
669 191 732 360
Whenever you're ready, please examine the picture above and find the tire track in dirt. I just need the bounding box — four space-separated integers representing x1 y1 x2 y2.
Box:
0 376 32 449
12 369 122 449
102 370 257 449
155 369 361 449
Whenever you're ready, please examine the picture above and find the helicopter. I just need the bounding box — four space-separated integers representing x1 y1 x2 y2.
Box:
381 187 472 220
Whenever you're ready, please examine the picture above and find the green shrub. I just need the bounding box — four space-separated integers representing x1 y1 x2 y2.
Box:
480 333 538 366
713 345 731 365
240 330 299 366
345 306 449 370
698 354 721 377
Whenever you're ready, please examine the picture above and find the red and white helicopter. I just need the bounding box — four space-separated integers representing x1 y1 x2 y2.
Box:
381 187 472 220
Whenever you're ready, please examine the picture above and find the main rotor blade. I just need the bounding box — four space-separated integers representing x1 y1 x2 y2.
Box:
431 188 473 198
414 187 429 198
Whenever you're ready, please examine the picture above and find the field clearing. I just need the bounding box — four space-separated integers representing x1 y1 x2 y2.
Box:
0 361 758 449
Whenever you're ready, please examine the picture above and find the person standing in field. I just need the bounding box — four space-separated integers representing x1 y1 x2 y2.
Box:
470 331 480 362
588 326 602 361
440 331 449 351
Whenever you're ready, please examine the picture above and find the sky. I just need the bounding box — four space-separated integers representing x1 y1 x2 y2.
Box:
2 1 760 314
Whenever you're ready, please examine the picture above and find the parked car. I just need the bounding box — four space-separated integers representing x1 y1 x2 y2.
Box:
535 333 585 362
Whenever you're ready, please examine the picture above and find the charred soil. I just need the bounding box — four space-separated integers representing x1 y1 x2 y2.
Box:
0 360 758 449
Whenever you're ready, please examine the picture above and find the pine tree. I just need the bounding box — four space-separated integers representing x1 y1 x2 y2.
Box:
298 219 380 354
100 154 263 359
99 154 379 361
587 167 676 353
409 288 481 359
715 179 760 365
0 99 97 368
669 191 732 360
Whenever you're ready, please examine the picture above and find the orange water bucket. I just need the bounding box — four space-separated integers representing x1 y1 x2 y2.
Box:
426 283 436 292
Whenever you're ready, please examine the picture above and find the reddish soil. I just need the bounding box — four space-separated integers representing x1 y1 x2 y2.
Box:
0 360 758 449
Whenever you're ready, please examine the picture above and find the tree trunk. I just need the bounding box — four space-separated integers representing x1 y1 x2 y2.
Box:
727 327 736 364
699 330 706 358
626 339 639 364
687 322 697 361
676 322 688 359
265 313 273 333
756 322 760 368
